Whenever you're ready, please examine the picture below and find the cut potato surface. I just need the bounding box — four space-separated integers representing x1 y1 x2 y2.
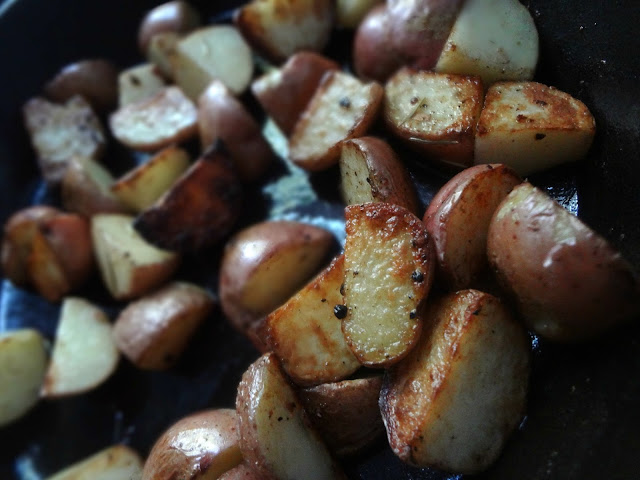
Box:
289 71 383 171
475 81 596 175
381 290 530 473
118 63 167 107
342 202 435 367
0 329 47 427
46 444 143 480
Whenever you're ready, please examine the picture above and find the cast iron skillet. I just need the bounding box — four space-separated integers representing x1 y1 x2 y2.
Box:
0 1 639 479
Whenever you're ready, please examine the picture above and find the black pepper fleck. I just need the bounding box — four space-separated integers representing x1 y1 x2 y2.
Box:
411 271 424 282
334 304 348 319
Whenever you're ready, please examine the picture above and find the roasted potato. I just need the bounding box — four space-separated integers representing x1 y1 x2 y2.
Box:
137 0 201 53
46 445 144 480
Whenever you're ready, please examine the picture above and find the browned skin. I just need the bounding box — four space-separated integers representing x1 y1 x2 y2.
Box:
134 146 242 252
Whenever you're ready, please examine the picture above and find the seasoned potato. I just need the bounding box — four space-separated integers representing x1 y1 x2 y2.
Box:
0 329 47 427
474 81 596 175
41 297 119 398
234 0 335 63
91 213 180 301
198 80 273 182
23 96 106 184
142 409 242 480
380 290 530 473
133 147 242 252
251 51 339 136
289 71 383 171
43 59 119 113
383 68 483 168
137 0 201 53
487 182 640 341
339 136 420 215
113 281 214 370
342 202 435 367
266 254 360 386
236 353 346 479
435 0 539 86
109 85 198 152
46 445 144 480
117 63 167 107
423 164 521 290
300 375 384 457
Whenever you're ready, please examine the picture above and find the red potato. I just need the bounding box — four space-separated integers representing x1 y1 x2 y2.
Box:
423 164 521 291
137 0 201 53
487 182 640 342
251 51 339 136
198 80 273 182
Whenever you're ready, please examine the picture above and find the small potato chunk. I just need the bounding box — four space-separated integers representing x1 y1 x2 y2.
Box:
474 81 596 175
142 409 242 480
289 71 383 171
0 329 47 427
380 290 530 473
339 136 419 215
109 86 198 152
234 0 334 63
43 59 119 113
46 445 144 480
266 255 360 387
423 164 521 290
147 32 180 79
61 156 129 217
118 63 167 107
23 96 106 184
91 214 180 301
133 147 242 252
198 80 273 182
138 0 201 53
172 25 253 99
434 0 539 86
487 182 640 341
300 375 384 457
342 203 435 367
113 281 214 370
236 353 346 480
111 146 191 213
219 220 335 344
41 297 119 398
336 0 382 29
384 68 483 168
251 51 339 136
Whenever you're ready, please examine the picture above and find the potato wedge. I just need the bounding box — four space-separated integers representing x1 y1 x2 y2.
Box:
380 290 530 473
236 353 346 480
91 213 180 301
109 86 198 152
110 145 191 213
474 81 596 175
423 164 521 290
118 63 167 107
289 71 383 171
142 409 242 480
266 254 360 387
383 68 483 168
0 329 47 427
23 96 106 184
234 0 334 63
171 25 253 99
138 0 201 53
300 375 384 457
251 51 339 136
434 0 539 86
46 445 144 480
133 146 242 252
113 281 214 370
41 297 119 398
219 220 335 342
342 202 435 367
198 80 273 182
487 182 640 341
339 136 420 215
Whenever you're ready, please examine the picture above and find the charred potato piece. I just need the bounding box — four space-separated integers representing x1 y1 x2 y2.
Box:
137 0 201 53
342 202 435 367
47 445 143 480
381 289 530 473
133 146 242 252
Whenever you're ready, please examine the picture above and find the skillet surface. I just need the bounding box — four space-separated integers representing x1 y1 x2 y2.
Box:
0 1 639 479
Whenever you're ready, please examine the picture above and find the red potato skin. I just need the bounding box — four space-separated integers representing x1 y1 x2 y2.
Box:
138 0 201 53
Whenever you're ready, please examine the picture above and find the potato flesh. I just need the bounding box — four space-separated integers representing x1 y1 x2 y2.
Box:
0 329 47 427
475 81 596 175
46 445 143 480
118 63 167 107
